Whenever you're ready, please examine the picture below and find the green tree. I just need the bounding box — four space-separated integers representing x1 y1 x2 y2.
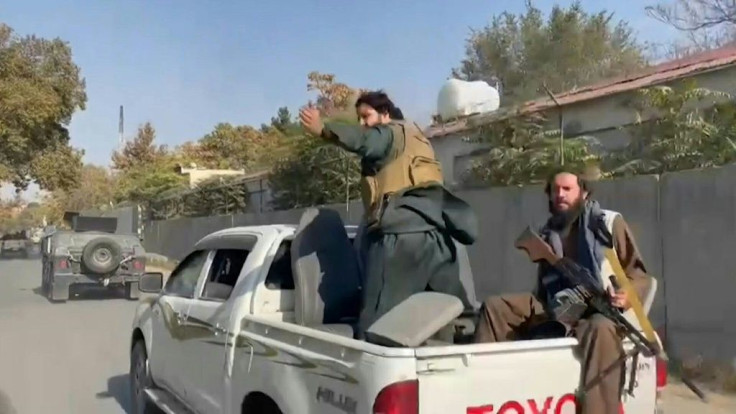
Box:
114 158 187 206
453 1 646 106
111 122 186 205
0 23 87 191
196 123 259 170
464 112 602 186
150 175 250 220
269 137 360 209
49 164 117 213
111 122 167 171
267 72 362 209
605 80 736 175
261 106 299 134
115 162 187 206
175 123 282 171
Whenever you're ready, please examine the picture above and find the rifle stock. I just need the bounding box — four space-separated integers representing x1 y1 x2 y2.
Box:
514 226 559 264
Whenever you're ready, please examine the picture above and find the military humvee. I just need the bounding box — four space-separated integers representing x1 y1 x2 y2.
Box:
41 213 147 302
1 231 30 259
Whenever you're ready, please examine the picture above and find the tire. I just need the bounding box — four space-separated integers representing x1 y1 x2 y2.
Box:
41 271 48 295
130 341 159 414
41 262 50 295
82 237 123 274
126 282 141 300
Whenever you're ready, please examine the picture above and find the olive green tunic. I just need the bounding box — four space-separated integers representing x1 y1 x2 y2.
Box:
322 123 479 337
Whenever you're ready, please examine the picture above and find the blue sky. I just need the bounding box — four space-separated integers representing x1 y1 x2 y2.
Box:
3 0 679 199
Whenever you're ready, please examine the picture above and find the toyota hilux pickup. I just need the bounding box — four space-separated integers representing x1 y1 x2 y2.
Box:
130 208 666 414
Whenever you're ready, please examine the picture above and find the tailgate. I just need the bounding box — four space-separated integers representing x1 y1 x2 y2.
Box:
621 340 658 414
414 338 657 414
415 338 581 414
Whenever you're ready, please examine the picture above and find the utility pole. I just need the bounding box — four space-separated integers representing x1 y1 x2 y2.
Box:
542 84 564 166
118 105 125 150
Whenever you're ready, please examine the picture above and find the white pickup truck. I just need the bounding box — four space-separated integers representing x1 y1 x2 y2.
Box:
129 208 667 414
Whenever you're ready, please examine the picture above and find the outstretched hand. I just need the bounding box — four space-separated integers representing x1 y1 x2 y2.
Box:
299 107 324 137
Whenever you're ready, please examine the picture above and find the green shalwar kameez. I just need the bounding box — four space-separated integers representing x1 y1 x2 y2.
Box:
322 123 479 336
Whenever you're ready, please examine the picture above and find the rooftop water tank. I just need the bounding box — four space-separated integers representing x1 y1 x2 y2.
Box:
437 78 500 122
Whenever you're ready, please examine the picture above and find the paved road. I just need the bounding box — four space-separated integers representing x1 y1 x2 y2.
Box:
0 257 138 414
0 257 735 414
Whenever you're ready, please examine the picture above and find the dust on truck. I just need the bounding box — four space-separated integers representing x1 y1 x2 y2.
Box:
41 214 147 302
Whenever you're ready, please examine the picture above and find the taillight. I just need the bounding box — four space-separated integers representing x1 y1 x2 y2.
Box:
373 380 418 414
133 260 143 270
58 259 69 269
656 358 668 389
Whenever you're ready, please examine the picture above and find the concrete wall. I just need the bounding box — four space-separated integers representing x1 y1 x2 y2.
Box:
141 166 736 362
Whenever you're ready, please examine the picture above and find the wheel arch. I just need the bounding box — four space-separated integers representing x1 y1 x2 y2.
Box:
241 391 282 414
131 328 146 352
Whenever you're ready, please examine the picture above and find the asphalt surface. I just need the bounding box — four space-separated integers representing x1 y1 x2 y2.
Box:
0 256 139 414
0 256 734 414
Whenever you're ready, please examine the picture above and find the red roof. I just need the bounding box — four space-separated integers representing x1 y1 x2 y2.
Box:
426 46 736 138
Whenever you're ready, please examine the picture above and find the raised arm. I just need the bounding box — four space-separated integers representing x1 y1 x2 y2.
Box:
321 123 393 161
299 106 393 161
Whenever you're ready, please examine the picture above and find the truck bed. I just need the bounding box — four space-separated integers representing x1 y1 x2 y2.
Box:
236 316 658 414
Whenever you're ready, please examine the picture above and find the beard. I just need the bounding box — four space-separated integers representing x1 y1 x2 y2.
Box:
548 196 586 233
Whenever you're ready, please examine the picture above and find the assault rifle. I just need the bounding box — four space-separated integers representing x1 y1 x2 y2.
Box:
514 226 708 401
514 226 664 359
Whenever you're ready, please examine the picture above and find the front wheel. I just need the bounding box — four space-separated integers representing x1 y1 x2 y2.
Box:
130 341 159 414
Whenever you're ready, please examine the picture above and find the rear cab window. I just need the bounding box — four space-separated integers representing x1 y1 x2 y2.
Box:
263 232 358 291
265 240 293 290
196 233 259 302
200 249 251 301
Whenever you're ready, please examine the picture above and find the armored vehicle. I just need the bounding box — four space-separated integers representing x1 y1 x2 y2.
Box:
41 214 147 302
1 231 30 259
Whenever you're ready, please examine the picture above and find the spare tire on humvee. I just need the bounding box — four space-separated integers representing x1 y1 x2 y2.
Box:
41 213 147 303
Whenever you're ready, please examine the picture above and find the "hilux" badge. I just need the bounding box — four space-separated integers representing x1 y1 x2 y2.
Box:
316 385 357 414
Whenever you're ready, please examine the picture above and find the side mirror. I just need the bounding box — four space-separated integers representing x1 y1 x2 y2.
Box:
139 272 164 293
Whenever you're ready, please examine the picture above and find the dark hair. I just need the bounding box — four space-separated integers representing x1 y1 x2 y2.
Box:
543 169 592 198
389 106 404 120
355 90 397 116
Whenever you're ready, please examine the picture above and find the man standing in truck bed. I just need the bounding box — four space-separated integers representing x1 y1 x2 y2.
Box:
300 90 478 337
473 169 654 414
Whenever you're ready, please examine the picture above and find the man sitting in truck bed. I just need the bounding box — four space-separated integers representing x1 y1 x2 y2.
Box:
473 169 653 414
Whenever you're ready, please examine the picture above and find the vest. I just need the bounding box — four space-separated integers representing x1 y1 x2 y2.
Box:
359 120 443 223
540 209 644 328
599 209 641 329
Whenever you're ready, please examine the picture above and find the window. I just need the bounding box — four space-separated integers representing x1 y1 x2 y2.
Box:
201 249 250 300
265 241 294 290
164 250 209 298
